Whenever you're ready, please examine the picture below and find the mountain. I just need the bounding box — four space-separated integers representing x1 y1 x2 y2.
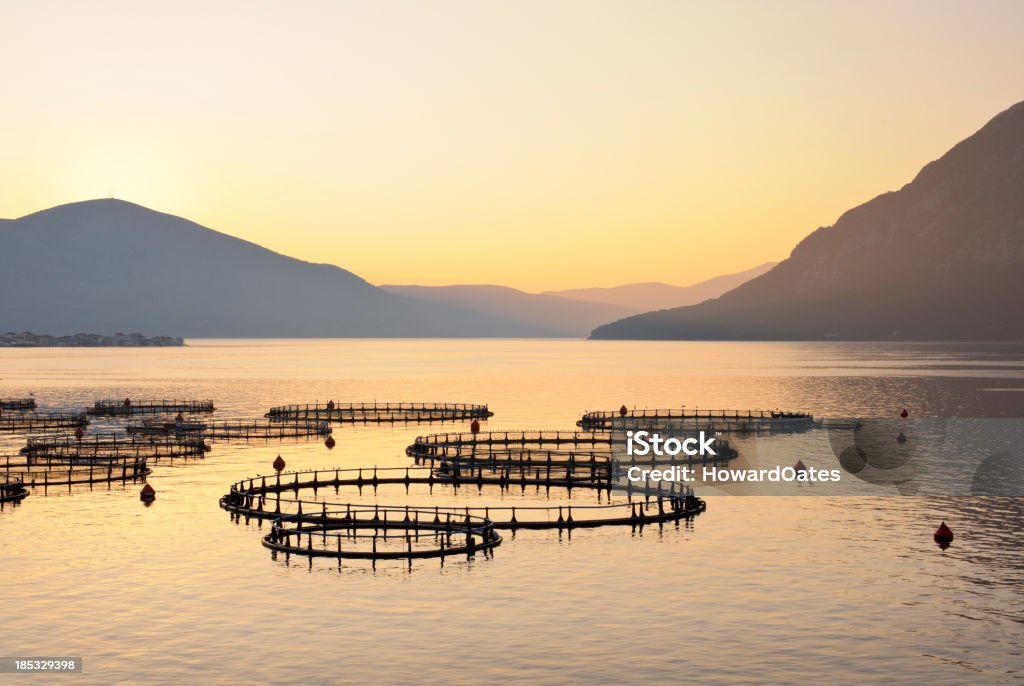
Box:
591 100 1024 341
381 284 634 337
544 262 777 311
0 200 553 337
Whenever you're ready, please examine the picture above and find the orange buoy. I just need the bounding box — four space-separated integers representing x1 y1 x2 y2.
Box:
324 435 336 449
896 431 907 444
74 427 85 440
470 419 480 435
140 483 156 502
934 521 954 548
794 459 807 472
900 409 909 418
619 405 628 417
273 455 286 472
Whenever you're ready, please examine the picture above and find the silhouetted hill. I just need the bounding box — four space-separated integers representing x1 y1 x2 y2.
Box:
381 284 633 337
591 100 1024 341
545 262 776 311
0 200 548 337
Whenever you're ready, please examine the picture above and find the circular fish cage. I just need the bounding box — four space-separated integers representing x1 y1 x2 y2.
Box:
263 507 501 560
407 430 612 459
126 419 331 441
86 399 216 417
407 430 739 465
266 402 493 424
0 456 151 490
0 411 89 432
0 398 37 411
22 433 210 461
221 465 703 530
1 475 29 505
577 408 815 432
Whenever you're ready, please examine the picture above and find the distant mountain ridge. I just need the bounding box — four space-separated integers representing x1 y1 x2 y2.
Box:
0 200 546 337
544 262 777 311
591 99 1024 341
380 284 634 337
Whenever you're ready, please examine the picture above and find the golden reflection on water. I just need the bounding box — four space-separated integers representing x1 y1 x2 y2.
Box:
1 339 1022 685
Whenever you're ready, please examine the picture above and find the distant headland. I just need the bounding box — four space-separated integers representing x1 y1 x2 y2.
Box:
0 331 184 347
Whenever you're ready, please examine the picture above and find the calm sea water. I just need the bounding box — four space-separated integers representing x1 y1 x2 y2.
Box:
1 340 1022 685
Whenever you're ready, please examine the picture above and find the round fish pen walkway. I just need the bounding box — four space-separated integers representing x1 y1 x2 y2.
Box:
221 465 703 531
0 457 151 490
22 434 210 460
86 399 216 416
126 419 331 441
0 398 37 411
407 430 612 458
264 508 502 560
407 429 739 465
266 402 493 423
578 408 814 432
0 411 89 432
1 475 29 505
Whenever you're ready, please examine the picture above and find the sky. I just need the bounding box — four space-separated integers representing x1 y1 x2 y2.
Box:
1 1 1022 291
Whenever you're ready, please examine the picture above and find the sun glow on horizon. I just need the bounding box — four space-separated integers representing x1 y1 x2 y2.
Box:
2 1 1022 290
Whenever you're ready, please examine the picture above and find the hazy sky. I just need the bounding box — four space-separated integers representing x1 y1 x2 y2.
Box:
2 1 1022 290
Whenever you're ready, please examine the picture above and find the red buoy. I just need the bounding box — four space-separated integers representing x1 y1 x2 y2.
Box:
900 409 909 418
74 427 85 440
934 521 954 549
325 435 336 449
124 397 132 407
619 405 628 417
175 412 185 423
326 400 335 411
140 483 156 503
794 459 807 473
273 455 286 472
470 419 480 435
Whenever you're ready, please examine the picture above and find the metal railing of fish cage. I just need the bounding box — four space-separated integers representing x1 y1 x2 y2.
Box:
265 402 493 423
0 411 89 432
263 507 502 560
406 430 613 458
125 418 331 441
221 466 702 530
0 457 151 490
0 398 37 411
22 433 210 460
577 408 814 430
86 399 216 416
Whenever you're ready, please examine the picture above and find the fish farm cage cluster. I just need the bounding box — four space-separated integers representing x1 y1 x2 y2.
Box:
9 396 839 568
266 402 493 423
0 395 501 516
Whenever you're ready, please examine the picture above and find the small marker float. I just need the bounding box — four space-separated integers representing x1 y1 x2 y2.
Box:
324 435 336 449
900 409 909 418
140 482 156 503
934 521 954 549
273 455 286 472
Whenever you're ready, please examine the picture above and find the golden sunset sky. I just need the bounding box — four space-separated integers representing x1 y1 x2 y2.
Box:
2 1 1022 290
